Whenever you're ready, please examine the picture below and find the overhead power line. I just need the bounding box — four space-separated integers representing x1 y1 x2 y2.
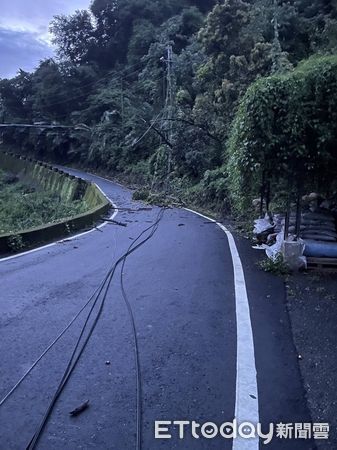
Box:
0 123 90 131
33 56 155 106
131 111 163 147
40 64 151 109
0 123 71 129
34 72 166 123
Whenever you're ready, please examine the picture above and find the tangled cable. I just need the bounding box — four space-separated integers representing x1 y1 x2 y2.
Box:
19 207 166 450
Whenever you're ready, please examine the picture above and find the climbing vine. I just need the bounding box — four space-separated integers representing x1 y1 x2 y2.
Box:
227 55 337 213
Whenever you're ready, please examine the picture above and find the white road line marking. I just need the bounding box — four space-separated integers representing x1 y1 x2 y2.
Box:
184 208 259 450
58 165 126 189
0 184 119 263
85 171 126 188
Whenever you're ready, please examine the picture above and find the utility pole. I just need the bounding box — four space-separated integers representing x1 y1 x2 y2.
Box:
164 44 174 179
273 0 280 49
121 79 125 132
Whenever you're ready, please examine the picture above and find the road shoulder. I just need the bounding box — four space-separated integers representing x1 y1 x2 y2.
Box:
286 273 337 449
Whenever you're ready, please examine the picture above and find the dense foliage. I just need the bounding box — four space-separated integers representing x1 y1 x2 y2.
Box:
227 55 337 213
0 0 336 212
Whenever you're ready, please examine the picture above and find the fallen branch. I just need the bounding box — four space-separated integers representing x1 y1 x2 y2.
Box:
69 400 90 417
102 218 127 227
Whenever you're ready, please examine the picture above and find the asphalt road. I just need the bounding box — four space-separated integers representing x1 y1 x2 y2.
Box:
0 169 315 449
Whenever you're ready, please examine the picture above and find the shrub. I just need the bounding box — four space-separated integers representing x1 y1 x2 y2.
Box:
259 254 289 275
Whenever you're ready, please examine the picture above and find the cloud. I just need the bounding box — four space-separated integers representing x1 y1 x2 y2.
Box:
0 28 53 78
0 0 91 78
0 0 91 32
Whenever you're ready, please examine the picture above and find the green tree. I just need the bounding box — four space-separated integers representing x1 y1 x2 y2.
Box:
50 11 96 64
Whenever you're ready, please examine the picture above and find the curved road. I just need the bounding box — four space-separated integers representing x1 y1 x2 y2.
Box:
0 169 314 449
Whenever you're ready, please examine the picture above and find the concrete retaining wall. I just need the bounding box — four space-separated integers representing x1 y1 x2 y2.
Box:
0 151 111 253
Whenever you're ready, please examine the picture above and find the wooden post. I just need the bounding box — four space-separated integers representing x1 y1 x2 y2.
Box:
284 177 292 240
295 182 302 241
260 170 266 218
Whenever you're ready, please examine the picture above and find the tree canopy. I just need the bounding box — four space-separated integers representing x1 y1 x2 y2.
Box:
0 0 336 211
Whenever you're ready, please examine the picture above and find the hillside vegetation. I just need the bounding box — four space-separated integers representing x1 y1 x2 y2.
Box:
0 0 336 213
0 170 87 235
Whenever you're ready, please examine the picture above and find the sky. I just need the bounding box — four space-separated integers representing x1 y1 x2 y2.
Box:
0 0 91 79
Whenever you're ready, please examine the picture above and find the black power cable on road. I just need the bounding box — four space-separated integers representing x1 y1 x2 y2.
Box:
26 207 166 450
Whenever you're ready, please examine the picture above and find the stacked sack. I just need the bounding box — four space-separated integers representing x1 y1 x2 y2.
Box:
300 211 337 242
272 211 337 242
252 193 337 244
264 219 337 246
300 193 337 242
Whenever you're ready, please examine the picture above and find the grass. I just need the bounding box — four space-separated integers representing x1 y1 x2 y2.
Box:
0 170 88 235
